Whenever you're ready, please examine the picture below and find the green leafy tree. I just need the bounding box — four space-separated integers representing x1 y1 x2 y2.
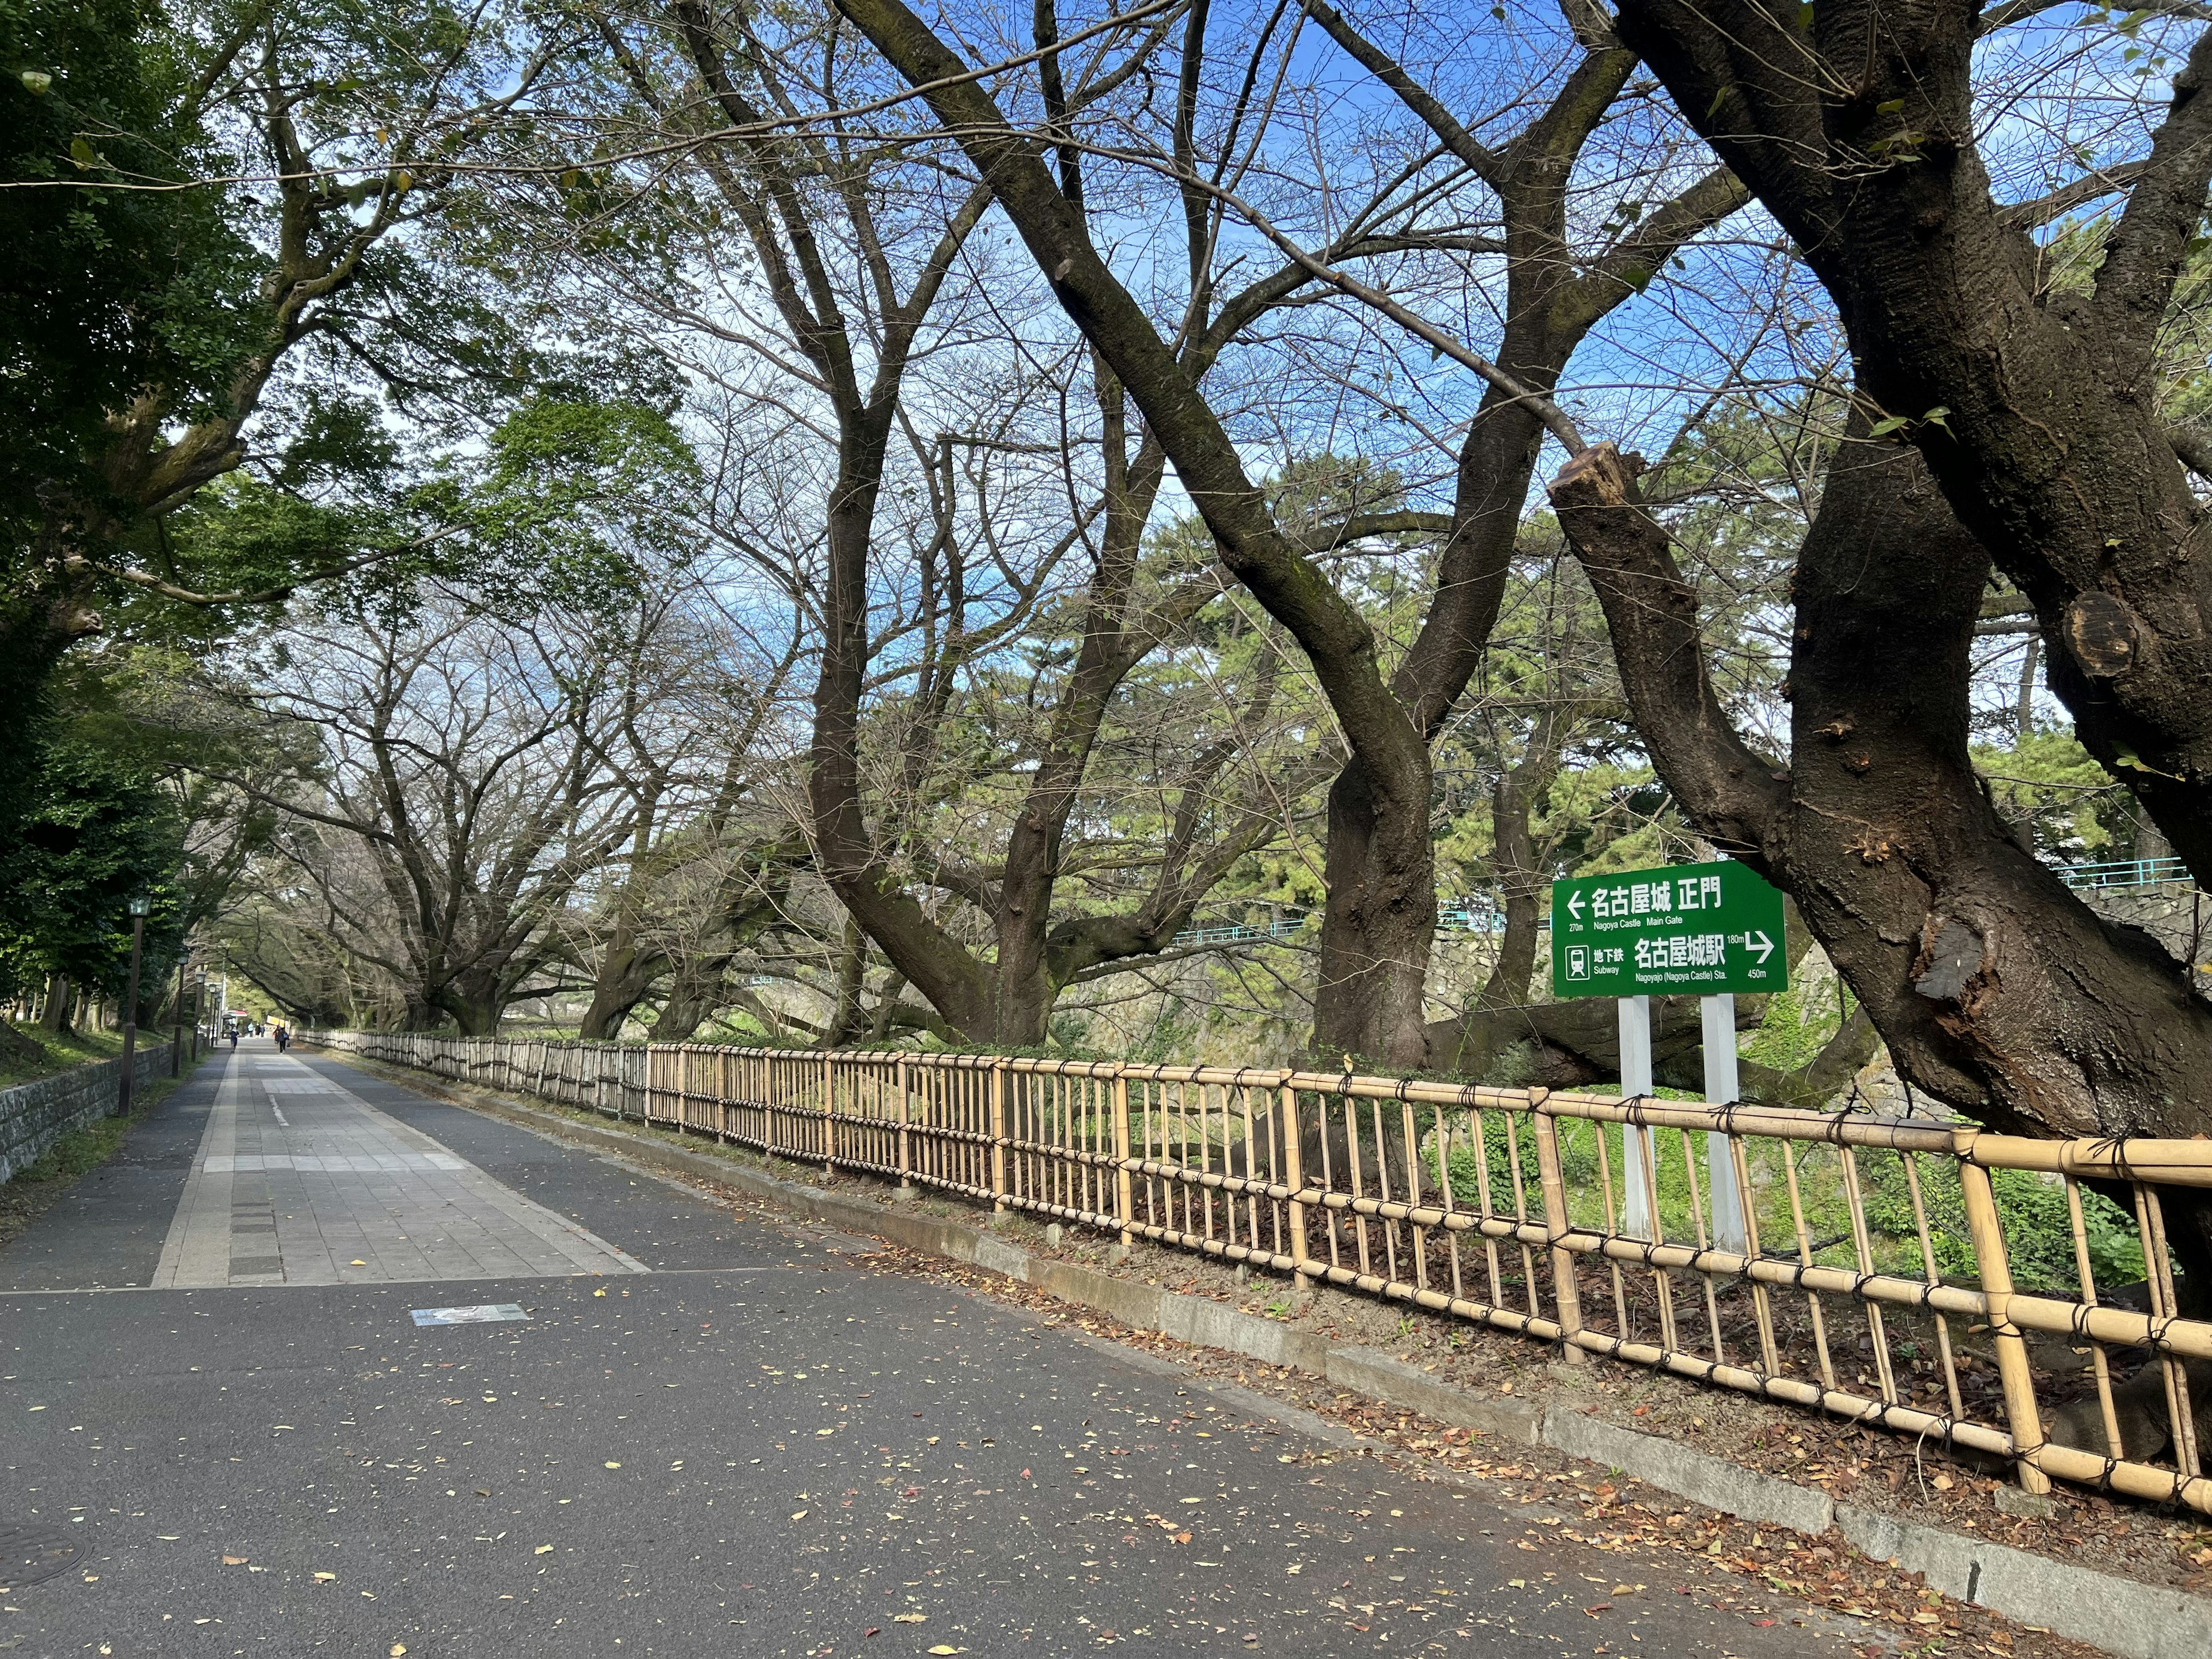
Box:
0 737 186 1014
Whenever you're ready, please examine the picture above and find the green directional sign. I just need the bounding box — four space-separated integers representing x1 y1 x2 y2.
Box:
1549 859 1787 999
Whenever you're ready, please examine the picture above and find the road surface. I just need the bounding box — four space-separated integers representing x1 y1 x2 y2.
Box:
0 1041 1891 1656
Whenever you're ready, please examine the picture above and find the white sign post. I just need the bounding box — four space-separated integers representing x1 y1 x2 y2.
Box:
1552 861 1789 1249
1618 994 1654 1237
1700 993 1749 1254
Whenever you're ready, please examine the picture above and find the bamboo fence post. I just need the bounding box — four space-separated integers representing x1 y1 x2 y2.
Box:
823 1050 837 1173
1279 1073 1307 1278
896 1056 912 1186
990 1059 1009 1211
1958 1159 2054 1494
1531 1089 1586 1365
1113 1066 1134 1246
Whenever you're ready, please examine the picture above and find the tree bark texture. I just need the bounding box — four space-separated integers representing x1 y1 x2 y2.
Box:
1610 0 2212 880
836 0 1757 1065
1548 434 2212 1141
835 0 1438 1062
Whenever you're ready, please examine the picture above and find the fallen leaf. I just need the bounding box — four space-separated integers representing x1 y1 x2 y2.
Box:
926 1647 965 1655
222 1555 248 1567
350 1260 368 1267
604 1461 622 1469
1508 1579 1525 1589
314 1571 338 1582
535 1545 554 1555
816 1429 835 1438
1931 1474 1955 1491
392 1647 409 1656
790 1510 809 1521
593 1287 607 1297
892 1613 927 1624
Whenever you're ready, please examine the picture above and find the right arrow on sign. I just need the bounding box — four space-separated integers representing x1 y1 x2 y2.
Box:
1746 929 1774 964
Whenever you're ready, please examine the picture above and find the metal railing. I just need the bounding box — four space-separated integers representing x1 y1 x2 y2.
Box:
1168 915 1309 948
1164 905 1508 947
2050 855 2194 891
304 1029 2212 1516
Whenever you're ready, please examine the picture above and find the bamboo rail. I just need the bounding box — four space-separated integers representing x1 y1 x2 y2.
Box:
301 1030 2212 1517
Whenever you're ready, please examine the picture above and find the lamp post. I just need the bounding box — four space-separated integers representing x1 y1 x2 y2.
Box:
116 893 151 1118
171 948 188 1077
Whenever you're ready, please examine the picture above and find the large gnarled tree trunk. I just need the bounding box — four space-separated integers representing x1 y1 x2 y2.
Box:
1607 0 2212 882
1550 429 2212 1146
839 0 1748 1065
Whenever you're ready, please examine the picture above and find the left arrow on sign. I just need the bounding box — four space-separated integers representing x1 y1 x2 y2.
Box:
1567 890 1585 922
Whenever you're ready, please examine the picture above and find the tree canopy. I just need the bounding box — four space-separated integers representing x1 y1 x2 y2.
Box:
6 0 2205 1183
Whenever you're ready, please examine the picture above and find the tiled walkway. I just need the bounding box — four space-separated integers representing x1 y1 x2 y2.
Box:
151 1048 648 1287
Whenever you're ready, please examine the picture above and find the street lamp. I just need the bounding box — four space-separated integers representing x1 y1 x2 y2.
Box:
171 946 188 1077
116 893 151 1118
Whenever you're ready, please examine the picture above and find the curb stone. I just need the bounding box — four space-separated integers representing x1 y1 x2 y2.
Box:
1325 1346 1543 1444
1835 1506 2211 1659
1541 1408 1836 1536
325 1053 2212 1659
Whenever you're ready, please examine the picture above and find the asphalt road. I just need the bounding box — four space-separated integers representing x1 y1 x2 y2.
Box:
0 1044 1886 1657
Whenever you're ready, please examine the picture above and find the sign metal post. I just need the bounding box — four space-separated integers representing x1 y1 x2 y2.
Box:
1550 860 1786 1248
1700 993 1748 1253
1618 994 1654 1237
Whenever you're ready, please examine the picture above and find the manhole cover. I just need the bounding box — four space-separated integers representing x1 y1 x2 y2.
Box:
0 1524 82 1589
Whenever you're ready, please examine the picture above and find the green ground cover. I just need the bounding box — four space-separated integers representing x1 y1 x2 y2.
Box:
0 1024 126 1090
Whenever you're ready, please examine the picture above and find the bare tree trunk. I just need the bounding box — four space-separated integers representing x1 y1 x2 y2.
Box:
1549 433 2212 1137
822 917 869 1048
1312 756 1438 1067
1611 0 2212 880
655 968 728 1044
836 0 1752 1067
577 941 665 1041
38 975 73 1034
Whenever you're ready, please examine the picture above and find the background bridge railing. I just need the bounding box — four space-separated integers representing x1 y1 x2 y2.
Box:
303 1028 2212 1516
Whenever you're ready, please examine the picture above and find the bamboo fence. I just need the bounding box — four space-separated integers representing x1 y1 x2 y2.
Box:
304 1030 2212 1515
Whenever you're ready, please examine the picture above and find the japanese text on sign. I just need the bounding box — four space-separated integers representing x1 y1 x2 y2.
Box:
1549 859 1787 999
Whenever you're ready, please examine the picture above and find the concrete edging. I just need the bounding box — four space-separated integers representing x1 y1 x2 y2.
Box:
330 1053 2211 1659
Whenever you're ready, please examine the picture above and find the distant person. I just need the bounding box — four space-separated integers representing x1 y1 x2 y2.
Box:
274 1025 290 1052
227 1028 238 1050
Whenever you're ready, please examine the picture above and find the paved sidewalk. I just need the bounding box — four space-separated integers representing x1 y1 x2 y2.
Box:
151 1046 646 1287
0 1045 1897 1658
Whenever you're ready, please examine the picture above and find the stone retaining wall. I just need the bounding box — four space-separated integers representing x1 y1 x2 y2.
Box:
0 1041 177 1183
